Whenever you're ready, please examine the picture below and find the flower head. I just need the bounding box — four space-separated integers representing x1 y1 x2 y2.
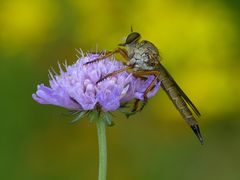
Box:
32 53 160 112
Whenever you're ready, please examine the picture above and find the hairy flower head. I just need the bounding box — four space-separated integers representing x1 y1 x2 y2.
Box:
32 53 160 112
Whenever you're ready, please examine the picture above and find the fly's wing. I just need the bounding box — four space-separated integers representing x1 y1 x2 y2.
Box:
158 63 201 117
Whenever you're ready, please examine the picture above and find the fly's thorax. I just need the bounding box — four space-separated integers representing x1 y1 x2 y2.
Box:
125 41 159 71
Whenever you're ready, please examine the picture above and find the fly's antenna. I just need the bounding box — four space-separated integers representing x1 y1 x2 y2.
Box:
130 26 133 32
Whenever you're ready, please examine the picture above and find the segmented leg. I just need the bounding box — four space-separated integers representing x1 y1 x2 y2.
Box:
96 67 132 84
131 81 157 112
132 99 140 112
132 70 160 102
130 70 160 112
139 83 159 111
84 47 128 65
143 75 159 101
132 74 148 81
133 70 160 77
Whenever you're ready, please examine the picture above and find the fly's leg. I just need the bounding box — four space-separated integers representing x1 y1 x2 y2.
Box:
139 83 158 111
130 76 148 112
131 83 157 113
132 74 148 80
143 74 159 101
84 47 128 65
132 70 160 111
132 99 140 112
121 99 141 118
96 67 132 84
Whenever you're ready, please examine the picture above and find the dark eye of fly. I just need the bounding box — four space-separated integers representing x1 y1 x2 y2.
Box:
125 32 141 44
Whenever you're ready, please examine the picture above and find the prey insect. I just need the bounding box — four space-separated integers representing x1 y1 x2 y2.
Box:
85 30 204 145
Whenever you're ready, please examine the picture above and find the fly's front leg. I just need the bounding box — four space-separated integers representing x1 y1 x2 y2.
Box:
84 47 128 65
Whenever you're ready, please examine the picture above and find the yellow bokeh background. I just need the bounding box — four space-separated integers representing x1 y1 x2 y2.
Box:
0 0 239 179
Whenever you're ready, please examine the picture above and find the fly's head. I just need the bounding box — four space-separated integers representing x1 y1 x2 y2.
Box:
119 32 141 49
119 31 160 71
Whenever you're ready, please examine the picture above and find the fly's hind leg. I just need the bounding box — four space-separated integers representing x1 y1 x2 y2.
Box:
132 70 160 111
131 99 140 112
139 83 157 111
131 83 155 113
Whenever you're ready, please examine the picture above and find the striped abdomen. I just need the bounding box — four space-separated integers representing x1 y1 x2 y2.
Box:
161 75 196 125
158 67 204 144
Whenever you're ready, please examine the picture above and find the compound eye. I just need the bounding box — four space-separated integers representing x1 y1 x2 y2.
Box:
125 32 141 44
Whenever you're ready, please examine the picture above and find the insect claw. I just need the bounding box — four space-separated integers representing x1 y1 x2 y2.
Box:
83 62 90 65
84 56 103 65
140 101 147 111
131 108 137 113
143 97 148 104
96 78 104 84
190 124 204 145
84 60 97 65
96 74 108 84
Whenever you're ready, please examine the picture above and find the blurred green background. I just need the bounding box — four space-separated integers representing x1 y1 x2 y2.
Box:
0 0 240 179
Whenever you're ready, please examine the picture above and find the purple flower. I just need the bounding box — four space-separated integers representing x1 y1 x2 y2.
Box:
32 53 160 112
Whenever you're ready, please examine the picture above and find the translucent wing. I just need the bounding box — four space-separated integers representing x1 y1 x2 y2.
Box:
158 63 201 117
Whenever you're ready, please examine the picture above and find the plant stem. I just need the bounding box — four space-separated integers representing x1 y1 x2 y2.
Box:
96 117 107 180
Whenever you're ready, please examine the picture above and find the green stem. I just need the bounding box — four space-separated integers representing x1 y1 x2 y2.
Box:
96 117 107 180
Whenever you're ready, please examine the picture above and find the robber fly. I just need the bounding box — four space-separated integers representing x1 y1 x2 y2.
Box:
85 31 204 145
